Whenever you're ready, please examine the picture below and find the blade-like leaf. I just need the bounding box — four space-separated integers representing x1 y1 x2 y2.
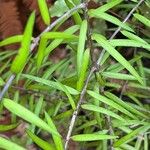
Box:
104 92 148 118
87 90 137 119
89 12 133 32
45 112 63 150
26 129 54 150
22 74 79 95
134 13 150 28
77 48 90 91
38 0 50 25
77 20 87 76
3 98 60 137
121 30 147 44
11 12 35 74
82 104 126 121
65 0 82 25
109 39 150 51
0 35 23 47
0 137 25 150
92 34 143 84
0 123 18 132
92 0 123 12
114 125 150 147
71 133 117 141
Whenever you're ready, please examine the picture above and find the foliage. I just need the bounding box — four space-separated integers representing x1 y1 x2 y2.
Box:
0 0 150 150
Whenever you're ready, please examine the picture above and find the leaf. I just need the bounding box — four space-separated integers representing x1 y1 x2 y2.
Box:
121 30 148 44
77 20 87 76
77 48 90 91
0 77 5 86
0 137 25 150
109 39 150 51
81 104 126 121
38 0 50 25
71 133 117 141
92 0 123 12
45 112 63 150
55 80 76 110
0 35 23 47
92 34 143 84
87 90 137 119
0 123 18 132
3 98 60 137
37 32 78 68
114 125 150 147
104 92 148 118
89 11 134 32
45 25 79 55
134 13 150 28
22 74 79 95
102 72 137 80
50 0 69 17
11 12 35 74
26 129 54 150
65 0 82 25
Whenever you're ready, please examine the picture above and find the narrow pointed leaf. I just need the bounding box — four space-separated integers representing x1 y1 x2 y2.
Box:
134 13 150 28
3 98 60 137
92 34 143 84
87 90 137 119
77 20 87 76
38 0 50 25
0 137 26 150
0 35 23 47
26 129 54 150
45 112 63 150
71 133 117 141
82 104 126 121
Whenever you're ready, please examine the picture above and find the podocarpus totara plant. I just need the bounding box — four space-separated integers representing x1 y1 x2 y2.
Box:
0 0 150 150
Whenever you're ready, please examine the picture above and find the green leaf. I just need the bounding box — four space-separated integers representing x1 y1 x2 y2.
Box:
0 77 5 86
121 30 148 44
102 72 137 80
109 39 150 51
0 35 23 47
65 0 82 25
134 13 150 28
0 137 25 150
92 0 123 12
11 12 35 74
114 125 150 147
22 74 79 95
37 32 78 68
87 90 137 119
26 129 54 150
3 98 60 137
0 123 18 132
104 92 148 118
89 12 134 32
71 133 117 141
77 20 87 76
38 0 50 25
45 112 63 150
55 80 76 110
81 104 126 121
45 25 79 55
77 48 90 91
92 34 143 84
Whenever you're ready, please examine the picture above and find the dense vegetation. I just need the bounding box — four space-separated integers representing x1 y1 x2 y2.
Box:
0 0 150 150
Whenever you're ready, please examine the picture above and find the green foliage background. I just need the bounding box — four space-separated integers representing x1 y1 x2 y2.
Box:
0 0 150 150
